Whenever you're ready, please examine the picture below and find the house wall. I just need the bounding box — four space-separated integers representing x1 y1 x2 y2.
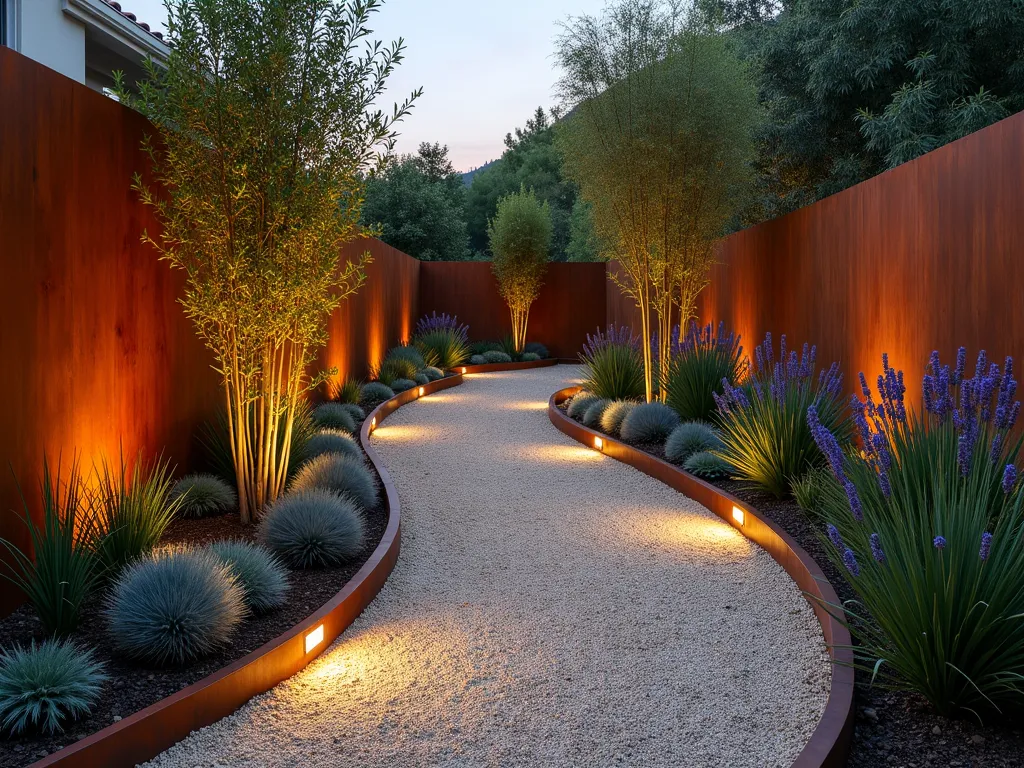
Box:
13 0 85 82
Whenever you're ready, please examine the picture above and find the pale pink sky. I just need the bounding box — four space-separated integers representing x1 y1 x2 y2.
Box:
123 0 604 171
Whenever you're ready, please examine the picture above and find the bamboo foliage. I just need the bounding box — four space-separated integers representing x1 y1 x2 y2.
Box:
554 0 758 401
116 0 418 522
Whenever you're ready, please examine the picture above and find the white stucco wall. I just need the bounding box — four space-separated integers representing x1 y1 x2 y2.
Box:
16 0 86 82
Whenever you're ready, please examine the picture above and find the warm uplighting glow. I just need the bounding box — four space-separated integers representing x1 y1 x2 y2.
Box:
370 417 376 432
305 624 325 654
732 506 745 526
594 436 603 451
418 386 425 396
461 367 467 374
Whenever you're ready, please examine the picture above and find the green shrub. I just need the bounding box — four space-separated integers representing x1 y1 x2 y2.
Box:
374 356 419 386
413 372 430 386
582 399 610 428
0 640 106 735
792 465 834 516
421 366 444 381
715 333 850 498
331 377 362 405
469 341 503 355
665 422 723 465
260 489 366 569
809 349 1024 716
523 342 548 359
169 474 237 518
683 451 733 480
579 325 645 401
521 352 541 362
311 403 357 434
0 458 99 636
390 377 417 393
338 402 365 424
469 354 486 365
482 350 513 364
208 540 288 614
93 453 183 578
289 453 378 510
665 321 744 422
566 392 600 420
305 429 363 463
359 381 395 408
620 402 680 443
415 330 470 371
600 401 636 436
106 548 245 666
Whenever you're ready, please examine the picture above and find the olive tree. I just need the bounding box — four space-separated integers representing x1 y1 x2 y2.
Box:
117 0 418 522
488 188 552 352
555 0 758 401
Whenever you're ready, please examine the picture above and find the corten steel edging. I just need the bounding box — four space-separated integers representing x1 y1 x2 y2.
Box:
458 358 557 374
28 373 465 768
548 386 855 768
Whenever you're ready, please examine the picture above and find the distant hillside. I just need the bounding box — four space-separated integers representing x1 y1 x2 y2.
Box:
461 159 499 187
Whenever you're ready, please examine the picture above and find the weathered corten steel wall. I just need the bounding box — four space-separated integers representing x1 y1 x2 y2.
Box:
418 261 607 359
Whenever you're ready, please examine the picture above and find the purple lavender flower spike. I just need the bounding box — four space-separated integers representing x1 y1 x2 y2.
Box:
954 347 967 383
870 533 886 563
878 471 891 498
933 536 947 550
827 524 843 549
1002 464 1017 494
844 479 864 521
843 548 860 577
979 532 993 561
991 433 1004 463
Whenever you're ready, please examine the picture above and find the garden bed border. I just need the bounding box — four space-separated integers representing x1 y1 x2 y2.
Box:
458 357 558 374
548 385 855 768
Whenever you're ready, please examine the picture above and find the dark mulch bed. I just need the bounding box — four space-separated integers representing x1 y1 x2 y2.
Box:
557 399 1024 767
0 428 387 768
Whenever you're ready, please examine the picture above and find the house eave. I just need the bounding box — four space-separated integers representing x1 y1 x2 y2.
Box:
62 0 170 67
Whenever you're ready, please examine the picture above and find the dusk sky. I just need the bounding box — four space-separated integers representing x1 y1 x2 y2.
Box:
124 0 604 171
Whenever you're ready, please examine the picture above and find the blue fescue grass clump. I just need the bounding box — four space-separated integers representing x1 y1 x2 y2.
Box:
620 402 680 443
469 354 486 365
208 540 288 615
305 429 363 463
422 366 444 381
386 344 426 369
0 639 107 735
414 372 430 386
311 402 356 434
665 422 723 465
520 352 541 362
359 381 395 408
0 458 99 637
566 392 600 420
390 377 417 393
338 402 365 423
714 333 850 498
683 451 733 480
665 321 745 422
169 474 237 518
260 489 366 569
582 399 610 428
579 325 646 401
482 350 513 364
289 453 378 510
599 401 636 436
810 348 1024 717
523 342 548 359
106 548 245 666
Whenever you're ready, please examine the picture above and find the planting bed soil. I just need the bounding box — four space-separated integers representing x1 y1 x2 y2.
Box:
0 439 387 768
556 400 1024 767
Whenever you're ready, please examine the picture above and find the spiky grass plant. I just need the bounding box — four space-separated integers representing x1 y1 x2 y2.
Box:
579 325 646 401
665 321 744 422
469 341 503 356
521 352 541 362
0 458 99 636
620 402 680 443
714 333 850 498
582 399 610 428
0 640 107 735
523 342 548 359
331 377 363 405
566 392 600 420
469 354 487 365
683 451 733 480
289 453 378 510
665 422 723 465
106 548 245 666
208 540 289 614
260 489 366 569
359 381 395 409
421 366 444 382
311 402 357 434
386 344 426 369
414 329 470 371
599 401 636 436
792 465 834 516
810 349 1024 718
169 474 237 518
338 402 365 423
390 377 417 393
482 350 513 364
93 452 184 578
373 356 419 386
305 430 364 463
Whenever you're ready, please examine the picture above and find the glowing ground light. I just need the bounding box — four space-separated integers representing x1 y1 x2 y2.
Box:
418 387 425 396
370 417 376 432
594 436 603 451
305 624 325 654
461 367 467 374
732 506 745 526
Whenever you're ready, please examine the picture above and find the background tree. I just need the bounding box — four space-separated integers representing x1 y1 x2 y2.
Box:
118 0 417 523
361 142 471 260
565 199 605 262
556 0 759 401
488 188 552 352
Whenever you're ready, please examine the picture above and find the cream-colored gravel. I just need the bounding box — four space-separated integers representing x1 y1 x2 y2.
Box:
144 366 830 768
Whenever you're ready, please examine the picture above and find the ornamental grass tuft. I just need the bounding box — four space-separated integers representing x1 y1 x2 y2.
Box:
289 453 378 510
260 489 366 569
305 429 363 463
373 356 419 386
600 401 637 436
390 377 417 393
714 332 850 498
665 422 723 465
523 342 548 359
330 377 363 405
208 540 289 614
338 402 365 423
482 350 513 364
169 473 237 518
665 321 744 422
421 366 444 382
578 325 646 401
620 402 680 443
0 639 107 735
414 316 470 370
683 451 733 480
566 392 600 420
359 381 395 408
469 354 486 365
582 399 611 428
311 403 357 434
521 352 541 362
810 348 1024 718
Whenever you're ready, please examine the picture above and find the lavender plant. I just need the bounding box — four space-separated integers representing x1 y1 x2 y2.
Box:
713 332 849 497
810 349 1024 717
664 321 744 422
414 312 469 342
578 325 646 401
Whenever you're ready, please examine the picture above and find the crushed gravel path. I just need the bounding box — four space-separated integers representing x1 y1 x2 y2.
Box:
144 366 829 768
